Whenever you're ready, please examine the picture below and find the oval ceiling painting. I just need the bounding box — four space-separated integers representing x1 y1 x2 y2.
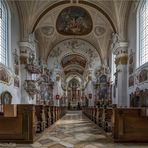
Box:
56 6 93 35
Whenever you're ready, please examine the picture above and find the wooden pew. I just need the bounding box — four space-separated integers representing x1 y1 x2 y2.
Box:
0 105 36 143
104 108 113 132
0 105 66 143
92 108 97 123
35 105 46 132
0 105 3 116
44 105 51 128
97 108 103 127
112 108 148 142
50 106 56 124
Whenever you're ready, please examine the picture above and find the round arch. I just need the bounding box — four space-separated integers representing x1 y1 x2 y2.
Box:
31 0 116 33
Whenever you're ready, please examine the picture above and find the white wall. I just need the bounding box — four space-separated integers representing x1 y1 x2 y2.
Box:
127 2 148 106
0 1 21 104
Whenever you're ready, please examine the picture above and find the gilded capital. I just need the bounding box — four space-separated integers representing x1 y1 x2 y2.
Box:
115 55 128 65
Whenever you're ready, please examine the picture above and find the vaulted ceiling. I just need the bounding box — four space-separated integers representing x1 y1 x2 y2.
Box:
14 0 133 82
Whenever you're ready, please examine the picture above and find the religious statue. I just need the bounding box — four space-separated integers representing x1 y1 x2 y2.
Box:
28 52 35 65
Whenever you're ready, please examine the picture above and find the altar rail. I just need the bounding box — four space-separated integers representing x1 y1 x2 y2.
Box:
83 107 148 142
0 105 66 143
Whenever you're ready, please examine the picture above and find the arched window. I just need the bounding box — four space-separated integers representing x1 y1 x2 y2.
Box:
137 0 148 67
0 1 8 66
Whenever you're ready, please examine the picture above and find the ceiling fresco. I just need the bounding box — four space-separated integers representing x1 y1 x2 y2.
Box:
64 69 84 75
61 54 87 68
47 39 101 75
56 6 93 35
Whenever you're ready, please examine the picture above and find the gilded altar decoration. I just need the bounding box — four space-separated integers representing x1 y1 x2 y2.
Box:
56 6 93 35
26 51 41 74
36 68 54 102
99 75 108 99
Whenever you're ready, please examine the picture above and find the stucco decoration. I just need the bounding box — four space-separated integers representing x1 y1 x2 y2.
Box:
56 6 93 35
129 75 134 87
13 49 19 75
139 69 148 83
24 80 38 99
41 26 54 36
128 50 134 75
94 26 106 36
26 64 41 74
0 68 11 85
48 39 101 77
100 75 107 83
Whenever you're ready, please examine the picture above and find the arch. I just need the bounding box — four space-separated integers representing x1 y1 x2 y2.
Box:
31 0 116 33
47 38 102 64
0 91 12 104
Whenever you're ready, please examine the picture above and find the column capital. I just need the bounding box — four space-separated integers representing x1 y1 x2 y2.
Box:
19 41 35 51
113 41 128 66
113 41 128 55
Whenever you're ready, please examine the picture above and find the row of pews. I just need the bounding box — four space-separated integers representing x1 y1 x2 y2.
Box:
83 107 148 142
0 104 66 143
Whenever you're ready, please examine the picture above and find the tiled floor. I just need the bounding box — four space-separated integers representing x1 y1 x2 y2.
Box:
1 111 148 148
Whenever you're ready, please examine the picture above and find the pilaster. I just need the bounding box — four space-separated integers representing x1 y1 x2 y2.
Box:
113 41 128 107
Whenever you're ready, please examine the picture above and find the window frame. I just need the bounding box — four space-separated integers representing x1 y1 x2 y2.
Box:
137 0 148 68
0 0 10 67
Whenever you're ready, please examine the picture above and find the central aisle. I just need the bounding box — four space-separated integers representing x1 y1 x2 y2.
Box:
3 111 148 148
34 111 113 148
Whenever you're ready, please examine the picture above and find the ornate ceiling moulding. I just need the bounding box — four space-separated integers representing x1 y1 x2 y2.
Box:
40 26 54 36
79 0 116 32
94 26 106 37
32 0 70 33
56 6 93 35
31 0 116 34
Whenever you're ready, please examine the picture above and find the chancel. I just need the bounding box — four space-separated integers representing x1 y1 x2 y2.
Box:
0 0 148 147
